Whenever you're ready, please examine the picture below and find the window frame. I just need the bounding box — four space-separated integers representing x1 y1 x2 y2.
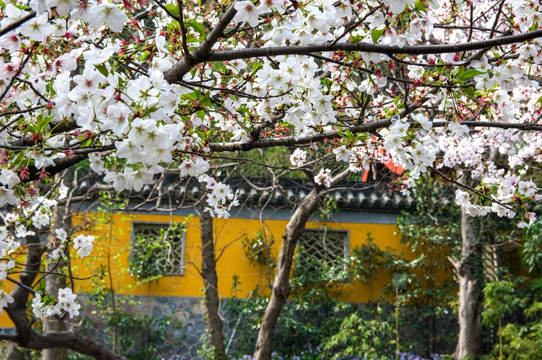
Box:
296 227 350 270
129 221 187 277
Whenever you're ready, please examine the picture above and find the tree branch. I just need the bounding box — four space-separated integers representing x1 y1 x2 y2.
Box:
165 29 542 82
28 154 87 180
164 4 237 83
208 119 542 152
6 235 42 344
0 11 36 37
23 331 128 360
209 118 393 152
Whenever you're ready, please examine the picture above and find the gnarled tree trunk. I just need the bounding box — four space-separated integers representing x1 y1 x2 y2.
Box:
253 170 350 360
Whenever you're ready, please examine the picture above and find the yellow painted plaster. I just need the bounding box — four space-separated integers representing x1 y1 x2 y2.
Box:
0 211 449 329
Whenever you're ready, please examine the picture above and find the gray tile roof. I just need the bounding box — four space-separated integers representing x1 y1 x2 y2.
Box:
76 176 414 212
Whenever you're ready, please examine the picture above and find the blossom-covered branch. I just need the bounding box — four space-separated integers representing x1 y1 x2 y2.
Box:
165 27 542 82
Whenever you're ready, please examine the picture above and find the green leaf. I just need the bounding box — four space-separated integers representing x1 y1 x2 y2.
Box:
37 115 52 131
12 151 25 166
212 61 227 73
94 64 109 77
186 35 200 43
142 105 159 117
181 91 199 101
450 66 461 77
459 69 487 80
371 29 385 44
138 51 150 61
165 3 179 17
185 20 206 39
337 130 354 139
349 34 365 43
414 0 427 13
355 133 369 141
464 86 475 98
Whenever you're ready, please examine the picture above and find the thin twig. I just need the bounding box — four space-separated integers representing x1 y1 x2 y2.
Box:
177 0 193 61
6 276 37 295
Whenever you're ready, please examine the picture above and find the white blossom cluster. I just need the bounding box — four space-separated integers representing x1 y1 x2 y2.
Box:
0 226 20 259
314 168 332 188
32 288 81 319
199 174 239 219
49 230 95 259
455 174 540 227
72 234 95 258
290 149 307 167
1 0 542 322
382 115 436 182
0 260 15 281
50 228 68 260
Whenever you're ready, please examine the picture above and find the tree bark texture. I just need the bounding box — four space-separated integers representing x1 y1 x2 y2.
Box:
253 170 350 360
43 173 71 360
199 199 226 359
454 207 483 359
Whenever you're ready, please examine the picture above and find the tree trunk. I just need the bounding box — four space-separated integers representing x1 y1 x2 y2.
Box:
43 258 68 360
199 199 226 359
253 170 350 360
454 207 483 359
43 172 72 360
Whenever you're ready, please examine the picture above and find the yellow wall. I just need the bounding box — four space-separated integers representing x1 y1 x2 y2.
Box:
0 275 16 327
0 211 432 328
71 212 409 303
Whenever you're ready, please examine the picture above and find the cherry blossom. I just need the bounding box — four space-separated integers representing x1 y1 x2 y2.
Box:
290 149 307 167
20 13 53 41
314 169 332 188
31 288 80 319
233 1 260 28
0 290 14 314
72 234 95 258
1 0 542 334
0 260 15 280
83 2 128 33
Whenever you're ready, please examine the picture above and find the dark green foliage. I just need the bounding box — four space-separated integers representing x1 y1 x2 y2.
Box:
116 312 182 360
129 232 169 281
242 230 276 270
394 178 460 356
229 229 349 357
522 221 542 274
482 278 542 360
323 307 397 360
350 235 409 285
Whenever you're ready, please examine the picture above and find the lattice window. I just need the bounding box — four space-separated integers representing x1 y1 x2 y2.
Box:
297 228 348 271
483 244 499 282
130 222 186 278
450 244 501 283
